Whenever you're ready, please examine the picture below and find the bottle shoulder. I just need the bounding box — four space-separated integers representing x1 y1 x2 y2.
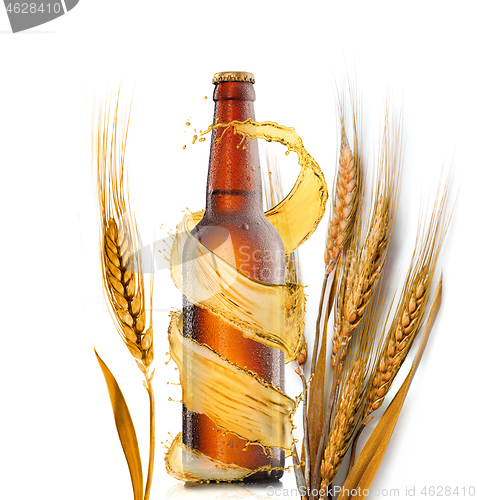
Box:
187 211 286 284
194 212 284 249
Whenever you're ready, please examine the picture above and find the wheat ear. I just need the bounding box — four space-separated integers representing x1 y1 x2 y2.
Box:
366 272 427 413
331 106 402 369
96 95 155 500
97 100 154 378
320 360 365 494
331 195 387 366
311 85 361 375
310 108 402 497
324 98 360 274
365 179 450 416
102 218 154 370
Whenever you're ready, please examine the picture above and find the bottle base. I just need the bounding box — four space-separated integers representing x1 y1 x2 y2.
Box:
241 468 284 483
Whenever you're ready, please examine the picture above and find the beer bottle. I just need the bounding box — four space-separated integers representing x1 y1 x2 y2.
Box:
182 71 286 481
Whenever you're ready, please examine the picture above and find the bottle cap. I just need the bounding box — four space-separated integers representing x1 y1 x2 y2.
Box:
212 71 255 84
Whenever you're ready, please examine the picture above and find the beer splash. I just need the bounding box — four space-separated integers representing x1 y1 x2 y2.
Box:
166 433 255 483
168 310 296 451
166 119 328 482
171 212 306 361
208 119 328 255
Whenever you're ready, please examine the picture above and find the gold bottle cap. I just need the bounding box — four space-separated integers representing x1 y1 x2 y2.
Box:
212 71 255 84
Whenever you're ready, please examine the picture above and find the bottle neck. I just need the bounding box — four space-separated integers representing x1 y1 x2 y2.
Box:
205 81 263 216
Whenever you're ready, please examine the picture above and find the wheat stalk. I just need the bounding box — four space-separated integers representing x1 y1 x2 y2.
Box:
263 147 307 364
309 104 402 498
264 146 302 285
262 148 311 489
306 88 364 495
95 95 155 500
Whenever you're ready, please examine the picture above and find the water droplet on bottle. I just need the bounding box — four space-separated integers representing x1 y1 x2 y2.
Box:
243 223 249 230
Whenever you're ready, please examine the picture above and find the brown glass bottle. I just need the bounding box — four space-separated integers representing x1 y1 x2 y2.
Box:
182 72 286 481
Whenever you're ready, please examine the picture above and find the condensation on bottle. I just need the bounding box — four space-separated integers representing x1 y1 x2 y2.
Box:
182 71 286 481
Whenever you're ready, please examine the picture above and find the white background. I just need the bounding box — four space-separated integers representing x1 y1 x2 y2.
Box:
0 1 475 499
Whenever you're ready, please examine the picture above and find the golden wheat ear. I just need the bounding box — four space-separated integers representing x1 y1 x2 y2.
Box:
365 175 451 417
96 95 154 379
94 94 155 500
308 101 404 498
331 102 402 371
324 88 361 275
